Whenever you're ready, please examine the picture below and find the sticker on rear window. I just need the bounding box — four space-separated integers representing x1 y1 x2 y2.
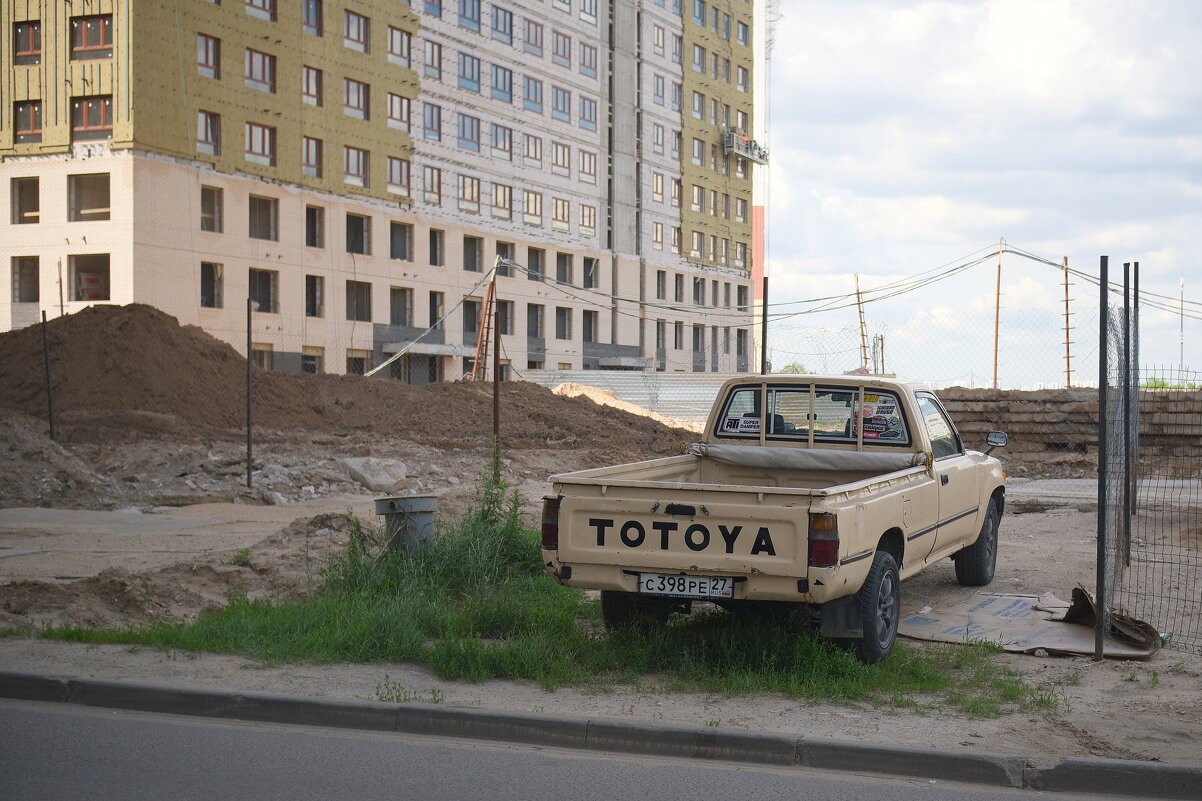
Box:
723 415 760 433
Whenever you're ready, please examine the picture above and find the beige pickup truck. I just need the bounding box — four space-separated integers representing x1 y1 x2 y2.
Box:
541 375 1008 662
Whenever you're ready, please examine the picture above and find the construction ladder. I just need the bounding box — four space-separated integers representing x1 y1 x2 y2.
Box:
470 276 496 381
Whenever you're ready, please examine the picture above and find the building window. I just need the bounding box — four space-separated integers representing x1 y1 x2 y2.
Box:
551 86 571 121
651 123 664 155
301 347 324 374
578 150 596 184
302 136 323 177
345 213 371 254
245 122 276 166
737 20 749 44
387 93 411 131
555 252 573 284
523 190 543 225
251 344 274 370
343 146 369 186
303 275 324 317
580 43 597 77
245 49 276 92
671 82 682 111
345 10 370 51
523 18 543 54
671 178 682 207
582 310 598 343
458 52 481 92
426 0 444 17
491 64 513 102
674 273 684 302
492 183 512 219
246 0 277 21
67 173 110 222
12 257 40 303
527 303 544 336
302 66 323 105
388 26 411 65
346 349 371 375
14 21 41 65
459 0 482 30
523 133 543 164
652 222 664 250
691 230 704 258
653 74 665 105
424 39 442 78
423 102 442 139
491 124 513 158
463 235 483 272
458 114 481 151
527 248 545 281
343 78 370 119
429 291 445 329
496 241 514 275
197 110 220 154
579 97 596 130
458 174 481 212
391 286 414 326
305 205 325 247
197 34 220 77
523 76 543 112
671 226 682 254
248 195 279 240
201 262 223 308
737 65 749 92
346 279 372 321
423 165 442 205
303 0 323 35
15 101 43 143
388 157 411 194
555 307 572 340
551 142 570 176
492 5 513 43
463 299 482 340
390 222 413 260
552 31 571 66
71 96 113 141
71 254 110 301
691 184 704 213
674 321 684 350
429 229 445 266
583 257 599 288
71 15 113 60
201 186 223 232
552 197 570 232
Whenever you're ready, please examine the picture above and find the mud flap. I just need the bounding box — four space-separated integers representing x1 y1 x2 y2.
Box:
820 595 864 638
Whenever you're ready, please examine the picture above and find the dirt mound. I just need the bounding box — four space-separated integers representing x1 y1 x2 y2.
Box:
0 305 693 462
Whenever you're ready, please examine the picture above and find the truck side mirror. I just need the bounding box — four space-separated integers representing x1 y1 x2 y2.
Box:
985 431 1008 454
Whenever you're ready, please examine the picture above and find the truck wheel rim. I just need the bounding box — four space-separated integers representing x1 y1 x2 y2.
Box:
876 570 897 647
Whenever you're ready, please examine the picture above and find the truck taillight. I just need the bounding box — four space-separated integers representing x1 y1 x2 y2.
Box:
541 496 561 550
808 512 839 568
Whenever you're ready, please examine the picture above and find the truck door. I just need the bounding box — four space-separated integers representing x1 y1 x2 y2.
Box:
915 393 981 557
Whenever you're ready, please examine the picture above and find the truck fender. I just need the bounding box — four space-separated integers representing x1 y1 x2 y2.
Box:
820 594 863 638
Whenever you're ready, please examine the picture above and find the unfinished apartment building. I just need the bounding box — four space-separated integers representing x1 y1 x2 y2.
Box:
2 0 765 379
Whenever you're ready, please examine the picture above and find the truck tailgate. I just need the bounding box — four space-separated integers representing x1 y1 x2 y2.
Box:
555 481 813 578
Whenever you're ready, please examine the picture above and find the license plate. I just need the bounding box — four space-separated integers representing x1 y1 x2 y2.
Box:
638 573 733 599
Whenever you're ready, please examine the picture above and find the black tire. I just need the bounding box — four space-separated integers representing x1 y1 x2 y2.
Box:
599 591 670 629
955 498 999 586
850 550 900 663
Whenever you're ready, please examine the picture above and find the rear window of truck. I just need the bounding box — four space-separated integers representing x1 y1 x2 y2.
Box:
714 385 912 446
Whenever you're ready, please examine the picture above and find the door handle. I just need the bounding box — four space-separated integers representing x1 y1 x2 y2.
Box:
940 474 949 486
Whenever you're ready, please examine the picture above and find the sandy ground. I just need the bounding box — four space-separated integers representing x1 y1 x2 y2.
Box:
2 484 1199 766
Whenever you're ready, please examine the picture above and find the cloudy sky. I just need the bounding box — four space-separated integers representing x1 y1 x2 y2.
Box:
764 0 1202 387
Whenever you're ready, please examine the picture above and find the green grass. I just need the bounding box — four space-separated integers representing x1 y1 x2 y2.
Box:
29 443 1055 718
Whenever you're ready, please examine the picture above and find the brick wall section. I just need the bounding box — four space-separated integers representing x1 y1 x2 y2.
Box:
938 388 1202 478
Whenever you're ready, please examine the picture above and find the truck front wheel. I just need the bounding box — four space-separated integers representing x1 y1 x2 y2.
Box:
954 498 999 586
849 550 900 663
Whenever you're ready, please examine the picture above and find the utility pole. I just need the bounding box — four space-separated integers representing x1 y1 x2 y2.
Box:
992 237 1005 389
855 273 869 371
1063 257 1074 388
1182 276 1187 372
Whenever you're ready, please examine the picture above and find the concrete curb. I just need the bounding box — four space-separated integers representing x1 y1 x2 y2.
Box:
3 670 1200 797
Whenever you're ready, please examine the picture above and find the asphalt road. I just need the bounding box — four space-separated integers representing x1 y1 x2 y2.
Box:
0 699 1090 801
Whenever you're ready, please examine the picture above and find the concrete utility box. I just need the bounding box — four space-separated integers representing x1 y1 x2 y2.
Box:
375 496 437 553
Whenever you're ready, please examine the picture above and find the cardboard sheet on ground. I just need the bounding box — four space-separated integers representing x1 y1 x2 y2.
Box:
899 589 1160 659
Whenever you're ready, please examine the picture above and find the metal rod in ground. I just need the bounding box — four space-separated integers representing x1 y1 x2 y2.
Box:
493 284 500 444
1095 255 1108 661
40 310 56 442
760 275 769 374
246 297 253 489
1122 263 1132 568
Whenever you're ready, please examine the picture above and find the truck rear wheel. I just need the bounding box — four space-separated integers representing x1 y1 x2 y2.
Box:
849 550 900 663
954 498 999 586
